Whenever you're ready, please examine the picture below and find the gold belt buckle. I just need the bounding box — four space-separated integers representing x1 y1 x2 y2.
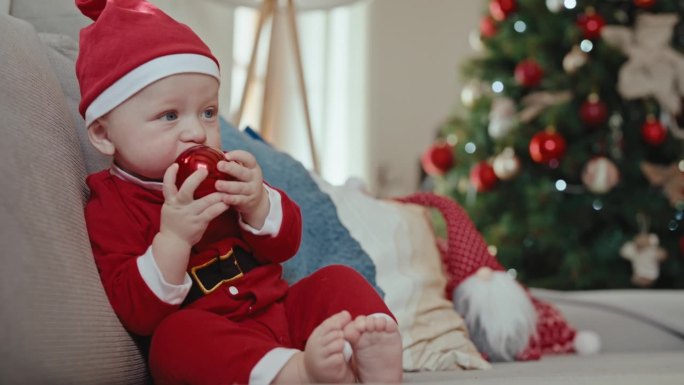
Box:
190 249 244 294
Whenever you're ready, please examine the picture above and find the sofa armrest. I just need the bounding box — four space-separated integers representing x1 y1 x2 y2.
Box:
0 13 147 384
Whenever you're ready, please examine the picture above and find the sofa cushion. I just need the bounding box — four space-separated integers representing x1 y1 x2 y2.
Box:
0 14 146 384
314 178 490 371
403 351 684 385
532 288 684 352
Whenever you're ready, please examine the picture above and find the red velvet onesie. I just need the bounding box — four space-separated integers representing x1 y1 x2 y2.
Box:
85 167 393 385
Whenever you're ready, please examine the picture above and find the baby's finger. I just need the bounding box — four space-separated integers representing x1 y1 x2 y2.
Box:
224 150 257 168
220 193 246 207
178 168 209 199
162 163 180 200
217 161 250 182
192 192 229 213
216 180 252 196
201 201 230 223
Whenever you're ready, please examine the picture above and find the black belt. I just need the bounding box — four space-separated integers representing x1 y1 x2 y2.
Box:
184 246 259 305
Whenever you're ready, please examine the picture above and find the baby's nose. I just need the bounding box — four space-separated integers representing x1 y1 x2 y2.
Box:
182 123 207 143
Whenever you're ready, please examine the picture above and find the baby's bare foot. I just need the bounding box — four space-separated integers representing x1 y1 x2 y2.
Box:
303 310 356 383
343 314 403 383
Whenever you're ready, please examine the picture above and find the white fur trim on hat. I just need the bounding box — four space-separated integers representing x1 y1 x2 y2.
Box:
84 53 220 127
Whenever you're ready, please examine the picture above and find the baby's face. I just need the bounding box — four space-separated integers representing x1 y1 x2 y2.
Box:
98 73 221 180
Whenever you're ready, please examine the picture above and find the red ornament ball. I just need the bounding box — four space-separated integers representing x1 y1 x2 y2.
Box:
421 141 455 176
489 0 516 21
577 9 606 39
470 161 498 192
641 116 668 145
175 145 233 199
480 16 497 38
515 59 544 88
529 129 566 164
634 0 656 8
580 94 608 127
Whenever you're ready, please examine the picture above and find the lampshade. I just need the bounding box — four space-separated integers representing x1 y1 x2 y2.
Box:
221 0 365 11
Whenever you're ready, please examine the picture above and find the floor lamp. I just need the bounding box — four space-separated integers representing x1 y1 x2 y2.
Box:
224 0 364 173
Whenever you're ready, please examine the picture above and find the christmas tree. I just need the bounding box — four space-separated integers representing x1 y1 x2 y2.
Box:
423 0 684 289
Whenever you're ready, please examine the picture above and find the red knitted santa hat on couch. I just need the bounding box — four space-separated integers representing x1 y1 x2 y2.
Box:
397 193 597 361
75 0 220 127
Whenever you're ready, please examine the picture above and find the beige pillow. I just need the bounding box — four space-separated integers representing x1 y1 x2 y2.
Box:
314 176 490 371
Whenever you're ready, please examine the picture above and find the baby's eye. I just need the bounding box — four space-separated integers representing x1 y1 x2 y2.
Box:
202 108 216 120
160 111 178 121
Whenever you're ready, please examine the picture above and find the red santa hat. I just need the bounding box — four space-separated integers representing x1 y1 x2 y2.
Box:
75 0 220 127
397 193 600 361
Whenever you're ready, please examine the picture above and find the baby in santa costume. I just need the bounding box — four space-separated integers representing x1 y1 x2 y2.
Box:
75 1 402 384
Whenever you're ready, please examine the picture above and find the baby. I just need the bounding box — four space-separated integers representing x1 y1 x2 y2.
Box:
75 0 402 383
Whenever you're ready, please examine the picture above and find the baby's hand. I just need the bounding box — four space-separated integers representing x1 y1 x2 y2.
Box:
216 150 269 228
159 163 229 248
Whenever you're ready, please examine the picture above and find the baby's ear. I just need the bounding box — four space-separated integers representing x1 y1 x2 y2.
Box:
87 120 115 156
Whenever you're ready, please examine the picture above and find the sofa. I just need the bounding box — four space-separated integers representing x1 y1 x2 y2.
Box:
1 1 684 384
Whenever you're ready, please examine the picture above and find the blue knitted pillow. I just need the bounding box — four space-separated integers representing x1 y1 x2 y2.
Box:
220 119 382 295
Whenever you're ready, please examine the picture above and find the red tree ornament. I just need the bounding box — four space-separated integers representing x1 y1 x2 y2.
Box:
634 0 656 8
580 93 608 127
422 141 455 176
175 145 234 199
489 0 516 21
577 8 606 40
515 59 544 88
470 161 498 192
529 128 566 164
641 115 668 145
480 16 497 38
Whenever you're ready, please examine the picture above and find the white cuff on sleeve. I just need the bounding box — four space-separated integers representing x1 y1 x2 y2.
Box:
136 246 192 305
249 347 299 385
239 184 283 236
